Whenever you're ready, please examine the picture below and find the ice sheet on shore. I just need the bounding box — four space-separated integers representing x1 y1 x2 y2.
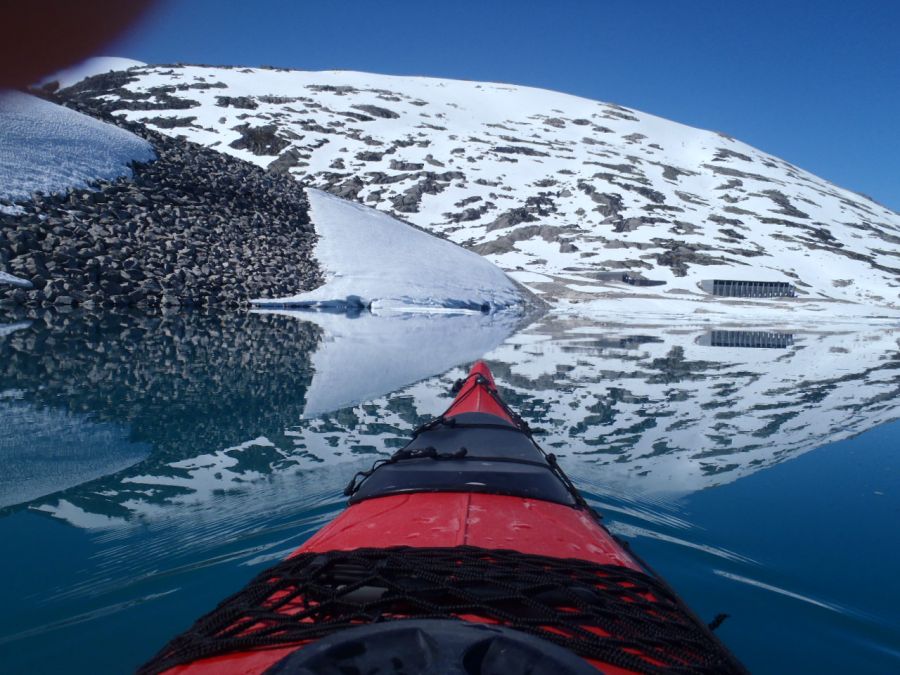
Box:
252 189 524 313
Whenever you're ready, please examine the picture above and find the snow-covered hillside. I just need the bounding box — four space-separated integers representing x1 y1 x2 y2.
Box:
0 90 154 204
62 65 900 315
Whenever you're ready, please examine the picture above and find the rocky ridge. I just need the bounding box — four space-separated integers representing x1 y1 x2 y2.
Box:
0 94 322 309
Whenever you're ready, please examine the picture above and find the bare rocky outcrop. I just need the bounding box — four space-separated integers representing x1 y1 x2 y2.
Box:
352 104 400 119
229 123 290 155
390 171 466 213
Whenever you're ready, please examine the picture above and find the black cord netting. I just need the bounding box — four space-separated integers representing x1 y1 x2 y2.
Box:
139 546 746 675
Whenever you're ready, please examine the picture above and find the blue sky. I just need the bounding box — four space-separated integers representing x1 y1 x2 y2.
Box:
111 0 900 211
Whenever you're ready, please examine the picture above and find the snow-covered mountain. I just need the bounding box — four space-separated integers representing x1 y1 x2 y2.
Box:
61 65 900 315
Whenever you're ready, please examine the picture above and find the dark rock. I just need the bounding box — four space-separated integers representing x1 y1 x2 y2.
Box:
268 148 307 174
761 190 810 219
713 148 753 163
390 159 424 171
491 145 549 157
145 115 198 129
215 95 258 110
355 150 392 162
653 240 728 277
351 104 400 119
389 172 463 214
328 175 365 200
229 124 289 156
486 208 538 232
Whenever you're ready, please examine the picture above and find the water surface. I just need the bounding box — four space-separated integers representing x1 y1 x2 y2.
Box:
0 308 897 673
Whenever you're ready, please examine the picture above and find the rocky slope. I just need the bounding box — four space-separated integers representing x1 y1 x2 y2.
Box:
0 93 321 309
58 65 900 314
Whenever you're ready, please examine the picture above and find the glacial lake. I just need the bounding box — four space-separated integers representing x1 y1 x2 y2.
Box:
0 307 898 674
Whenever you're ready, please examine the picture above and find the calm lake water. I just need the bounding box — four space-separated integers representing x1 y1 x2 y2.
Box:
1 308 898 674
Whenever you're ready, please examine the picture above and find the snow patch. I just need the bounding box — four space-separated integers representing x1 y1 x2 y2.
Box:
0 91 155 203
252 189 524 312
40 56 146 90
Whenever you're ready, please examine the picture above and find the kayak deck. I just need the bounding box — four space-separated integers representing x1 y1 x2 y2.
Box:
301 492 638 569
141 361 746 675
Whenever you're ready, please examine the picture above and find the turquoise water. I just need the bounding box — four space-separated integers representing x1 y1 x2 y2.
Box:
0 309 898 673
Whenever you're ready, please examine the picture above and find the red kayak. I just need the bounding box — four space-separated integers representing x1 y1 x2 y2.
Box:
140 361 745 674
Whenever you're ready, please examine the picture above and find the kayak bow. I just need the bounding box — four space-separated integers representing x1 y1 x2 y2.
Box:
140 361 746 675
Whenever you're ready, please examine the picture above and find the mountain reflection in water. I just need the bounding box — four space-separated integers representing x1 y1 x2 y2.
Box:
0 308 894 525
0 309 321 515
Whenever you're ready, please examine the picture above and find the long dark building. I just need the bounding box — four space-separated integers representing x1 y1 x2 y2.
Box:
700 280 795 298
